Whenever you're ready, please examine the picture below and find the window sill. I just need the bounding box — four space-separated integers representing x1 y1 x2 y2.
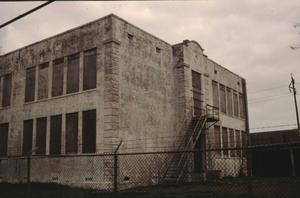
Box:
24 88 97 106
0 106 11 111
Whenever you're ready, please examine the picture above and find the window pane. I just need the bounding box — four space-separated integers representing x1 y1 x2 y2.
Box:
236 130 241 157
50 115 62 155
38 63 49 100
25 67 36 102
220 84 226 113
0 123 9 156
82 109 96 153
192 71 201 90
67 53 79 94
212 81 219 108
23 120 33 156
52 58 64 97
66 112 78 154
83 49 97 90
36 117 47 155
214 125 221 155
226 87 233 116
229 128 235 157
233 91 239 117
239 93 245 119
222 127 228 156
2 74 12 107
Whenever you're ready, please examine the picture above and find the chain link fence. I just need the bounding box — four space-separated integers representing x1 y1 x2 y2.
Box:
0 145 300 197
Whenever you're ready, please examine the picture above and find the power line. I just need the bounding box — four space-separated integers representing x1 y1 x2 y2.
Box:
248 83 300 95
248 94 300 104
0 1 54 29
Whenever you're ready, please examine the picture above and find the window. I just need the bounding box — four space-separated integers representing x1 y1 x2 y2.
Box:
239 93 245 119
67 53 79 94
82 110 96 153
37 63 49 100
192 71 202 116
22 120 33 156
83 49 97 90
50 115 62 155
222 127 228 156
212 81 219 108
2 74 12 107
220 84 226 113
229 128 235 157
226 87 233 116
36 117 47 155
25 67 36 102
0 123 9 156
236 130 241 157
241 131 247 157
52 58 64 97
66 112 78 154
214 125 221 155
233 91 239 117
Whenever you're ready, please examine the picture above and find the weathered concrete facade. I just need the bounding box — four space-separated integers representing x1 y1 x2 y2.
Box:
0 14 248 187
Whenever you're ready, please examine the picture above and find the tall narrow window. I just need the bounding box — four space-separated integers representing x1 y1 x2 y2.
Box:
236 130 241 157
82 109 96 153
0 123 9 157
83 49 97 90
37 63 49 100
233 91 239 117
212 81 219 108
192 71 202 116
229 128 235 157
50 115 62 155
66 112 78 154
25 67 36 102
214 125 221 155
222 127 228 156
36 117 47 155
220 84 226 113
226 87 233 116
52 58 64 97
2 74 12 107
67 53 79 94
23 120 33 156
239 93 245 119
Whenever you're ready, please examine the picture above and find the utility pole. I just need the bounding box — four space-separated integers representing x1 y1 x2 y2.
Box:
289 74 300 136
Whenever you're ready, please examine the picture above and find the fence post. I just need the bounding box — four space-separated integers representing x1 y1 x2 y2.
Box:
246 147 253 196
113 141 122 193
290 148 296 177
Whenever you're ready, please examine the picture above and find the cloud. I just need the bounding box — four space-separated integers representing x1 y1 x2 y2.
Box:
1 0 300 132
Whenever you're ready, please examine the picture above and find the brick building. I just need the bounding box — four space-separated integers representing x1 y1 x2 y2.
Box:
0 14 248 187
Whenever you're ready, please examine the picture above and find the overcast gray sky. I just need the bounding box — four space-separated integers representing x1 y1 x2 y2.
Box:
1 1 300 132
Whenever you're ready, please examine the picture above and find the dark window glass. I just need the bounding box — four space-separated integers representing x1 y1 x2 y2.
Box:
222 127 228 156
52 58 64 97
0 123 9 157
226 87 233 116
229 128 235 157
83 49 97 90
239 93 245 119
212 81 219 108
233 91 239 117
214 125 221 155
2 74 12 107
236 130 241 157
36 117 47 155
25 67 36 102
67 53 79 94
220 84 226 113
37 63 49 100
82 109 96 153
50 115 62 155
23 120 33 156
66 112 78 154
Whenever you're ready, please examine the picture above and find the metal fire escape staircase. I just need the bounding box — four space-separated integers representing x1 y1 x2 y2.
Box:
161 104 219 184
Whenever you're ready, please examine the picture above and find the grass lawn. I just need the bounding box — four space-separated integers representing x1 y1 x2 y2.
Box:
1 177 299 198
